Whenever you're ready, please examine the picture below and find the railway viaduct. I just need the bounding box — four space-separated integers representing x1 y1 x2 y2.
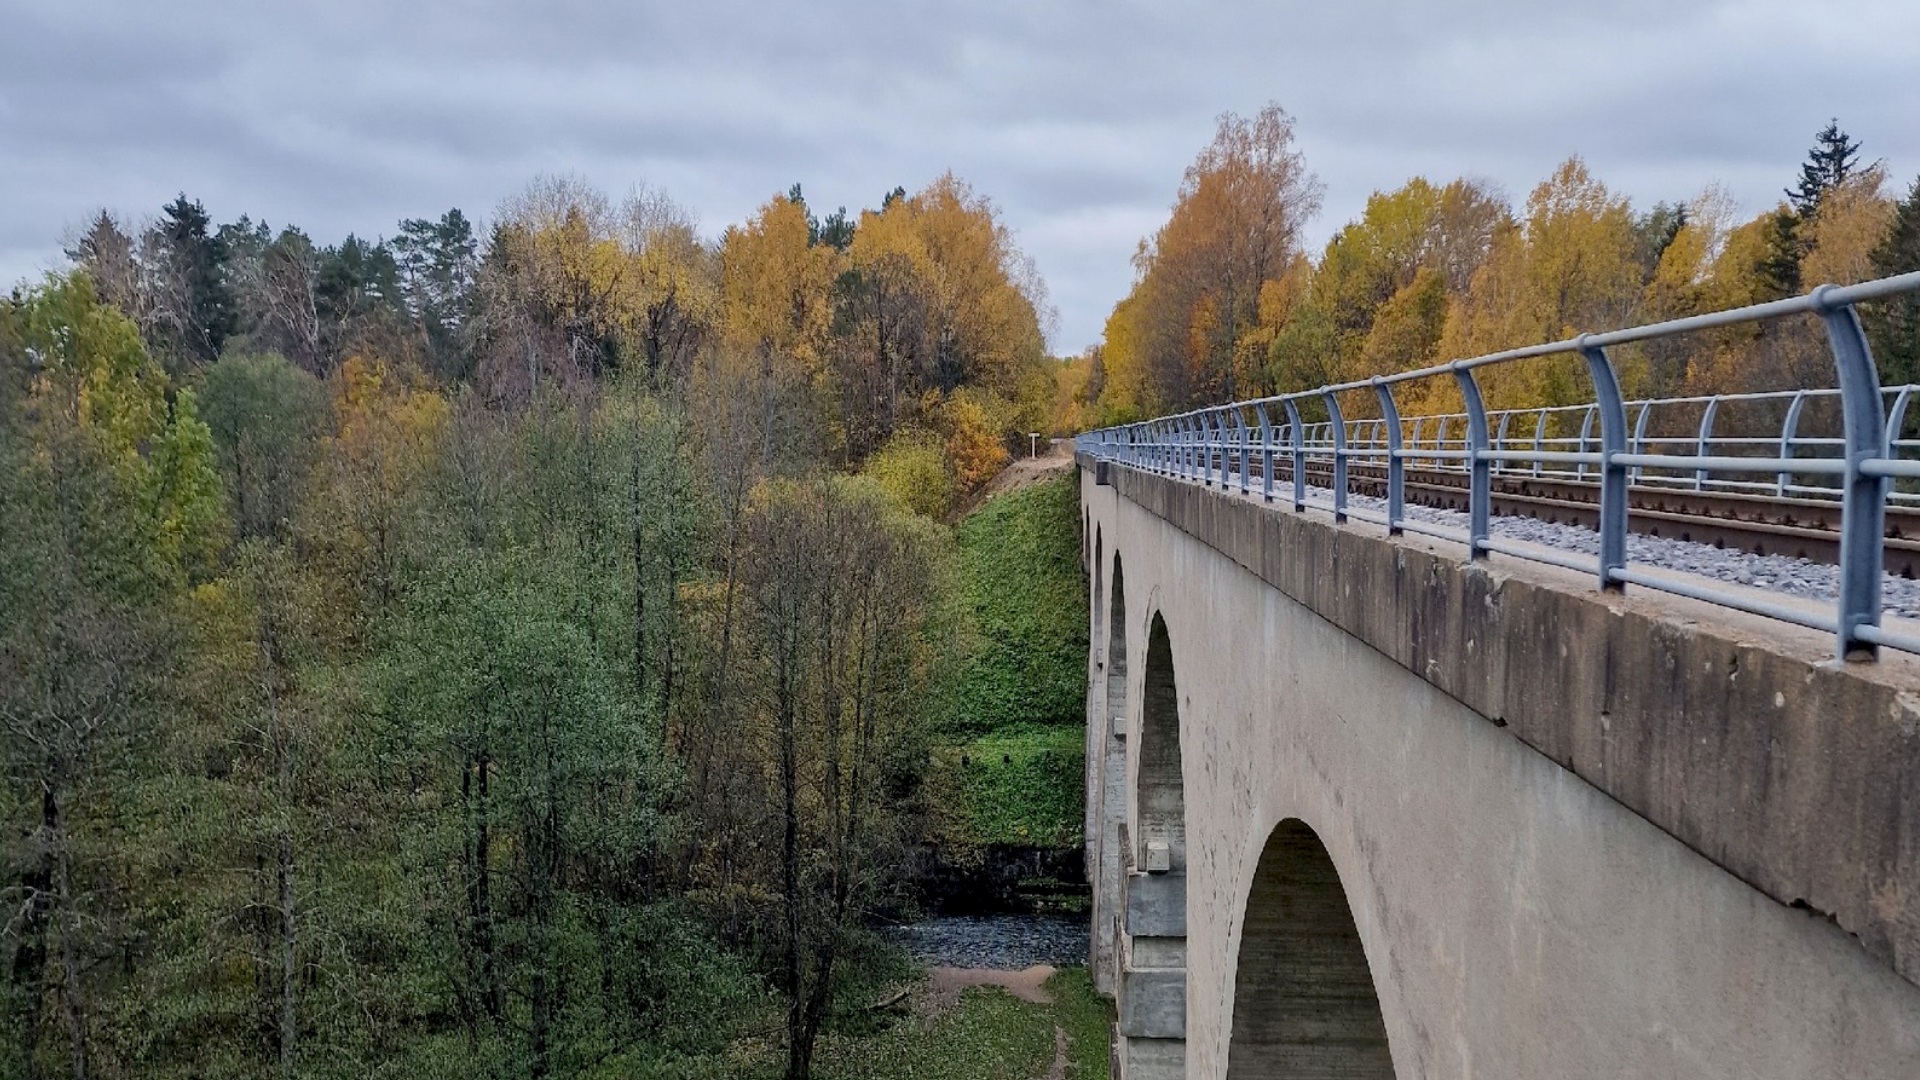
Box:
1079 451 1920 1079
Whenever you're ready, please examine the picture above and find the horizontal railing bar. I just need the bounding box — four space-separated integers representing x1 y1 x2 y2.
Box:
1608 567 1840 633
1396 518 1471 545
1342 505 1392 528
1854 623 1920 654
1612 454 1848 474
1479 538 1601 575
1861 460 1920 479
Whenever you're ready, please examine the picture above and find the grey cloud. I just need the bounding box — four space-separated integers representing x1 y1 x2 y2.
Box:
2 0 1915 350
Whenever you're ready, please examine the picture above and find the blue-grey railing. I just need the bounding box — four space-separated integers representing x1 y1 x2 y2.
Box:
1077 272 1920 662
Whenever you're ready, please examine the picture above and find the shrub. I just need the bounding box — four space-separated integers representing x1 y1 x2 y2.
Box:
864 426 956 518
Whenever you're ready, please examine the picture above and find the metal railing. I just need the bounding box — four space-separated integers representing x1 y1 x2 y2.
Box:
1078 272 1920 662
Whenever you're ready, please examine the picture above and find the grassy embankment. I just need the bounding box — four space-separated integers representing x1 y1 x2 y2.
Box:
929 472 1090 876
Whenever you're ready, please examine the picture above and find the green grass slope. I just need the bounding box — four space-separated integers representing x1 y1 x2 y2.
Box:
950 473 1088 736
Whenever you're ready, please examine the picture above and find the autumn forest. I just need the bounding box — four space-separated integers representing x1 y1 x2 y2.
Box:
4 103 1920 1080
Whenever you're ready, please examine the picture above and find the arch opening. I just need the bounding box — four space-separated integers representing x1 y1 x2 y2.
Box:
1138 613 1185 872
1226 819 1393 1080
1092 531 1104 649
1106 557 1127 736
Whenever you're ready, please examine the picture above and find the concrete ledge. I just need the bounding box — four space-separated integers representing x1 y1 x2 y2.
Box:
1124 870 1187 937
1119 968 1187 1039
1130 936 1186 969
1085 454 1920 990
1116 1031 1185 1080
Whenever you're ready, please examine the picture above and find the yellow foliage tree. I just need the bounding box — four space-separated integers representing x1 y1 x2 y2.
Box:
309 355 450 622
1434 158 1643 409
719 193 837 379
938 388 1012 491
1110 104 1323 412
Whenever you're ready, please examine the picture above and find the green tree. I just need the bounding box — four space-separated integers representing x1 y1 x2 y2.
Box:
0 272 219 1078
380 545 665 1078
734 478 949 1080
199 352 331 542
392 211 479 380
1867 175 1920 386
153 194 238 367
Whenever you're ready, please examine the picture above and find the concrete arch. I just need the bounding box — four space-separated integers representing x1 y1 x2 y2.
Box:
1226 819 1394 1080
1112 607 1191 1076
1089 552 1131 992
1137 612 1186 872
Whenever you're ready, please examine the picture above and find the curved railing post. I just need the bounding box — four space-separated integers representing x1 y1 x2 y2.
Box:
1220 409 1235 488
1580 339 1629 591
1434 417 1453 474
1494 410 1513 477
1694 398 1719 491
1283 399 1307 511
1576 405 1596 482
1630 402 1652 485
1532 409 1549 478
1215 409 1230 487
1888 386 1914 459
1198 409 1213 480
1256 403 1275 502
1452 364 1491 558
1200 412 1216 487
1323 390 1349 523
1814 286 1886 661
1201 412 1215 483
1373 378 1405 535
1207 409 1223 488
1776 390 1807 497
1236 408 1252 495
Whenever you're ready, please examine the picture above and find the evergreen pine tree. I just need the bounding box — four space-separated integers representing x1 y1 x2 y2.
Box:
1760 121 1867 300
1787 119 1863 219
156 194 237 364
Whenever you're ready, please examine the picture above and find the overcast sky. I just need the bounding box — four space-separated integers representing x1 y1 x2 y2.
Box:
2 0 1915 352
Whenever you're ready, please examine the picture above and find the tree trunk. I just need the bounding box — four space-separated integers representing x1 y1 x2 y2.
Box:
632 453 648 701
12 788 56 1078
53 804 85 1080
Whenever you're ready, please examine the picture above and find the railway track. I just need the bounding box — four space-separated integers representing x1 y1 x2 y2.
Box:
1226 461 1920 580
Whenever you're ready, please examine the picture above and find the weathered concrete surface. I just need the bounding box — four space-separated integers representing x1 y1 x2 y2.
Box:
1087 538 1130 995
1085 457 1920 1078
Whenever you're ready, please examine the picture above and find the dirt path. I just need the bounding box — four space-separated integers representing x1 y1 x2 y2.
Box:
950 439 1075 522
923 964 1057 1008
1041 1025 1068 1080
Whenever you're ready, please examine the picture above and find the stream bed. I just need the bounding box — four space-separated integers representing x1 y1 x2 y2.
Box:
886 914 1090 970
